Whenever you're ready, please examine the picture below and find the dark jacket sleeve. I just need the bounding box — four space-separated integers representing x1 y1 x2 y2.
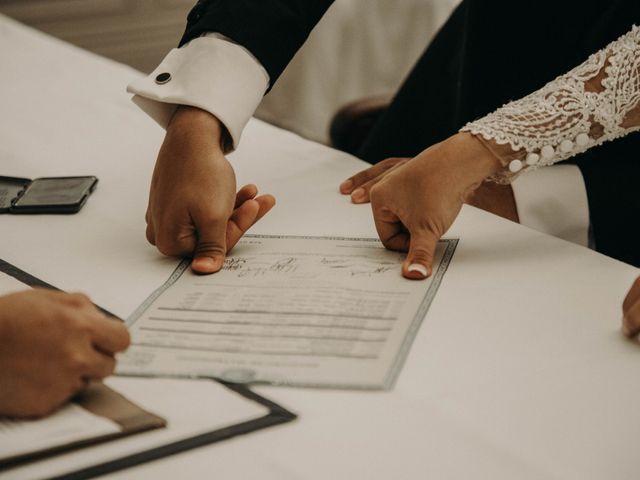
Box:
180 0 335 86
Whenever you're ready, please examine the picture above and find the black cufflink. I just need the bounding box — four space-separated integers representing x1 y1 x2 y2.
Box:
155 72 171 85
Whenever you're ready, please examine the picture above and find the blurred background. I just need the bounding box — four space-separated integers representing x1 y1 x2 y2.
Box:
0 0 460 144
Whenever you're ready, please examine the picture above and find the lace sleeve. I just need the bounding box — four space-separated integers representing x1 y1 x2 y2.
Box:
460 25 640 183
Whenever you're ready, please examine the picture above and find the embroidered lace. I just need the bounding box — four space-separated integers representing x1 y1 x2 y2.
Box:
461 25 640 183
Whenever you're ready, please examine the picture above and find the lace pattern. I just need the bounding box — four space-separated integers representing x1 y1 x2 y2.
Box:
461 25 640 183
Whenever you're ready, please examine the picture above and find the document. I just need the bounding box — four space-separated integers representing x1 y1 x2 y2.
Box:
118 235 457 389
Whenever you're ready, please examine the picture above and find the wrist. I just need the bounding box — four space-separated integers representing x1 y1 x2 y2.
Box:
167 106 231 153
444 132 502 182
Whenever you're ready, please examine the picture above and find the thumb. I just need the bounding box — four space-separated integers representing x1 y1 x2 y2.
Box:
191 217 228 274
402 228 438 280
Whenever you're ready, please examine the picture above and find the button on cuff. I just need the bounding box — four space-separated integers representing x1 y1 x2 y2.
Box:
155 72 172 85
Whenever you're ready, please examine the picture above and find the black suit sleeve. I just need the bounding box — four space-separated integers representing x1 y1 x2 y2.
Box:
180 0 334 86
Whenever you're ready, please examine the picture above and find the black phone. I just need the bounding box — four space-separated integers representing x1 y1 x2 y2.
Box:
0 176 98 214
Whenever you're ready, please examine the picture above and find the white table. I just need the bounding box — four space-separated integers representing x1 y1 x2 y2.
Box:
1 14 639 480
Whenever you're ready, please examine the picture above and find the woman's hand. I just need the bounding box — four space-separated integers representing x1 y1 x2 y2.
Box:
622 276 640 337
340 157 410 204
340 133 500 279
0 290 130 418
340 147 518 223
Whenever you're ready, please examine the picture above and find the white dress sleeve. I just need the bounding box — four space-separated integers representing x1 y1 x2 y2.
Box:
461 25 640 183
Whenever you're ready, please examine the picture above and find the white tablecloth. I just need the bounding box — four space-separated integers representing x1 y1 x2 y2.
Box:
1 13 639 480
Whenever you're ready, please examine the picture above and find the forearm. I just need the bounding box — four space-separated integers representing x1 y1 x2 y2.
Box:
461 25 640 182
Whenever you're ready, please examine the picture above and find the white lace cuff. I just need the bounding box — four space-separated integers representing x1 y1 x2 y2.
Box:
461 25 640 183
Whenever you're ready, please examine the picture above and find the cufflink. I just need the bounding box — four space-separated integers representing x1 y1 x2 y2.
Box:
155 72 171 85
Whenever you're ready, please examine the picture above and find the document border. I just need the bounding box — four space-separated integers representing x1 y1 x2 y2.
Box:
384 237 458 389
125 235 459 390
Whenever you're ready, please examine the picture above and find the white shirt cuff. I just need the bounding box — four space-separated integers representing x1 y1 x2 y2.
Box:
511 164 590 247
126 34 269 150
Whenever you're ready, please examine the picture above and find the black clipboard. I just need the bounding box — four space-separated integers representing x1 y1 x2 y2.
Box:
0 258 297 480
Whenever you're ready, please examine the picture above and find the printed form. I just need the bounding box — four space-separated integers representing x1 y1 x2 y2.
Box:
117 236 457 389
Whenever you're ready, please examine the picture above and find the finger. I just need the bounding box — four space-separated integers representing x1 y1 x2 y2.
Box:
154 221 198 257
402 228 439 280
253 194 276 224
89 315 131 353
226 195 276 251
226 199 260 250
82 351 117 379
339 158 407 194
351 162 406 204
61 292 93 308
191 215 229 274
622 301 640 338
371 205 411 252
234 184 258 209
622 277 640 315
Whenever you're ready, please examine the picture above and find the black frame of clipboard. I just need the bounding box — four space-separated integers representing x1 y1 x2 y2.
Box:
0 258 297 480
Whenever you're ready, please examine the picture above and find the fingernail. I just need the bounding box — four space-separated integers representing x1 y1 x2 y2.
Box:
351 188 365 202
340 179 353 192
192 257 221 274
408 263 429 278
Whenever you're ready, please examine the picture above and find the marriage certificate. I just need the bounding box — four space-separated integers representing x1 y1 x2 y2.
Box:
117 235 457 389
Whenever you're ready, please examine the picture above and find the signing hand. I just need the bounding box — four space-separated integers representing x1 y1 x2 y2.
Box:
340 133 500 279
0 290 130 418
622 276 640 337
146 106 275 274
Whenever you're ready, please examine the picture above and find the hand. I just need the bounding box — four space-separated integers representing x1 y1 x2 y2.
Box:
340 133 500 279
0 290 130 418
339 157 410 204
339 156 518 222
622 276 640 337
146 106 275 274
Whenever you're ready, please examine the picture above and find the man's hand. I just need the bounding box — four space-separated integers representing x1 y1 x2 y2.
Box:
0 290 130 418
146 106 275 274
340 133 500 279
622 276 640 337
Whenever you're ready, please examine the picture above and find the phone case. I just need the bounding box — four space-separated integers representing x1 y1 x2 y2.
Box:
0 176 98 214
